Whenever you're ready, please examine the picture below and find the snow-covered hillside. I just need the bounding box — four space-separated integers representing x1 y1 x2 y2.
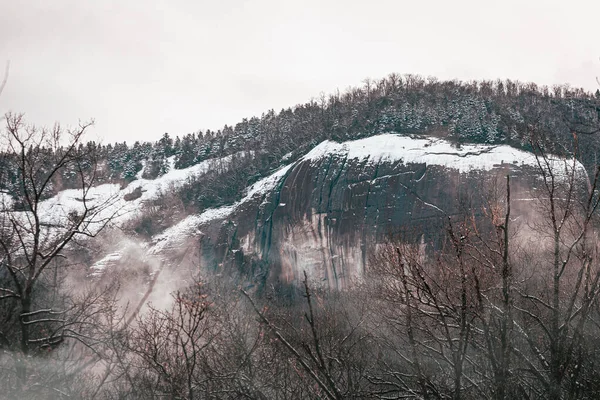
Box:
31 152 249 235
142 134 586 265
6 134 584 278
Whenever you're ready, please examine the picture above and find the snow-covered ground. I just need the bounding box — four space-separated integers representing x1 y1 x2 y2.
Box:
33 152 248 234
303 134 585 175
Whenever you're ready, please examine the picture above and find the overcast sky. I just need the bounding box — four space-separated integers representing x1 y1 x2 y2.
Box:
1 0 599 144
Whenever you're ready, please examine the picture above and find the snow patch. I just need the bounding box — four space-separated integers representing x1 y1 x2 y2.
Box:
303 134 584 174
90 252 123 276
4 152 252 259
135 160 147 179
0 191 15 211
242 164 293 201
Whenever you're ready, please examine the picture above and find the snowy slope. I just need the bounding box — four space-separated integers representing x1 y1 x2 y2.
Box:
5 134 583 274
2 152 250 261
144 134 586 261
37 134 582 237
33 152 249 234
150 163 293 255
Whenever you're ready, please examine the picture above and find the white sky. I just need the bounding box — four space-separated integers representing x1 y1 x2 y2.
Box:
1 0 599 144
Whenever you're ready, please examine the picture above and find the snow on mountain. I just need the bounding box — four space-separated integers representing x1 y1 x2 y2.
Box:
90 251 126 276
144 134 585 263
3 152 249 268
303 134 584 174
7 134 583 275
39 134 581 240
35 152 249 235
150 163 294 256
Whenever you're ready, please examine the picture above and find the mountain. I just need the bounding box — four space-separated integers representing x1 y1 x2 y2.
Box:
3 75 600 399
2 75 597 289
46 133 577 290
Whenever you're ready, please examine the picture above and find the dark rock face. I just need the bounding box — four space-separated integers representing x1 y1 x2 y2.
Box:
195 151 530 288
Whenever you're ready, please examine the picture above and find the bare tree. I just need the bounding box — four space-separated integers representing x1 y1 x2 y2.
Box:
0 113 120 395
372 225 487 400
242 272 377 399
118 282 214 399
511 132 600 399
468 175 518 400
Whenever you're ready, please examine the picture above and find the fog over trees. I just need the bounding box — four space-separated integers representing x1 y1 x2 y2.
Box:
1 73 600 399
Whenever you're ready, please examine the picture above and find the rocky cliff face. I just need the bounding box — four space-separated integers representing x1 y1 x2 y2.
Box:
149 134 550 288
